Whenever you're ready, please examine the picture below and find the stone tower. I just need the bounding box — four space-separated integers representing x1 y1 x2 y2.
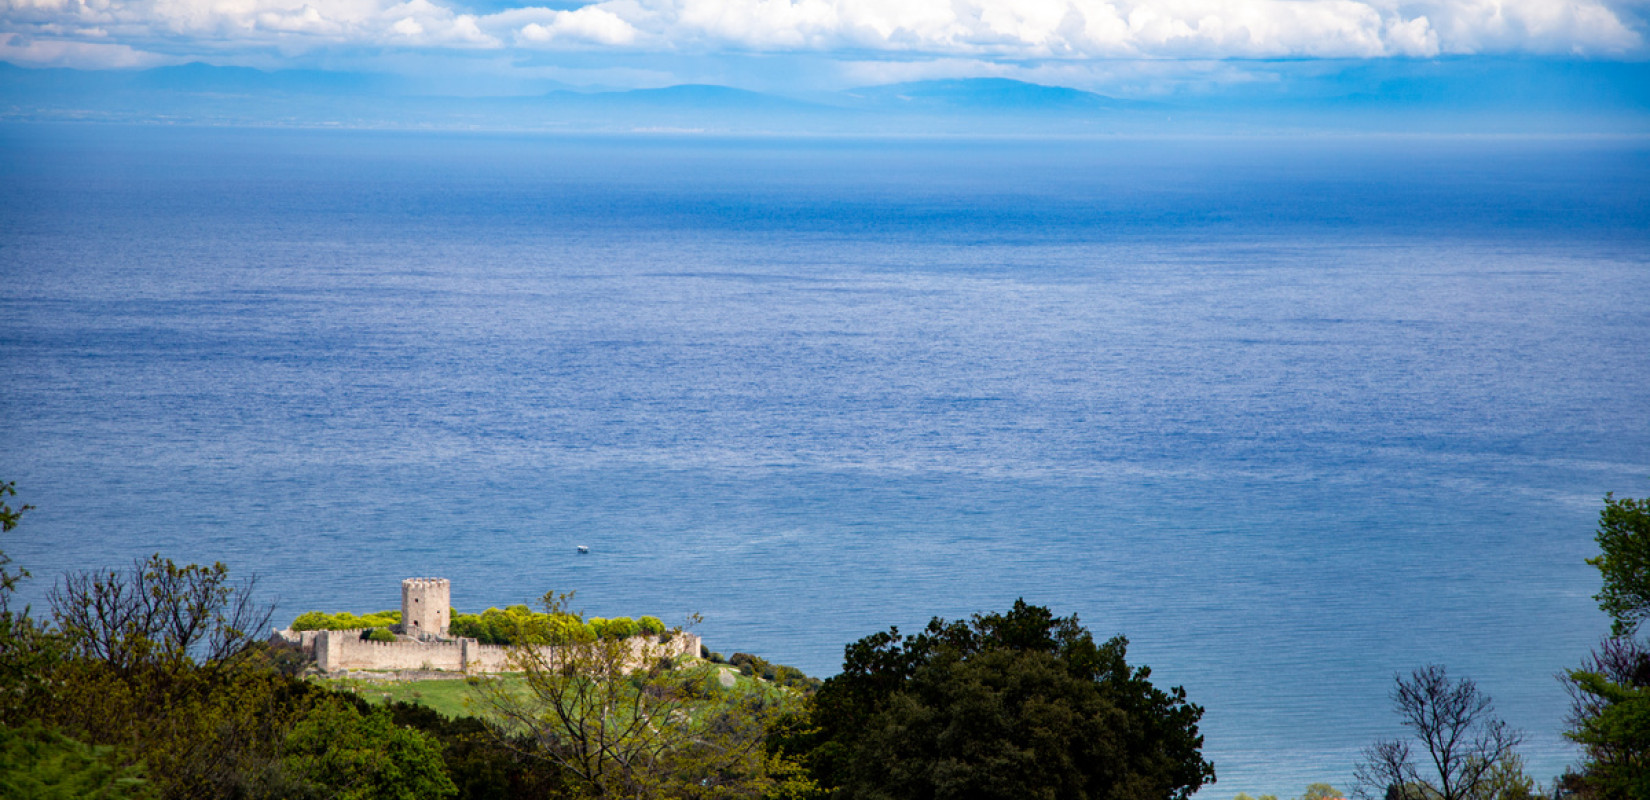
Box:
401 577 450 640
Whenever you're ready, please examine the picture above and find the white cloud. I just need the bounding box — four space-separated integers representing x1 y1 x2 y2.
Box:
0 0 1642 66
0 30 174 65
514 5 637 45
0 0 502 49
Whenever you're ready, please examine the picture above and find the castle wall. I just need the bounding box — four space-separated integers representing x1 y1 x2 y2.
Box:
316 629 467 672
299 628 703 675
275 578 703 676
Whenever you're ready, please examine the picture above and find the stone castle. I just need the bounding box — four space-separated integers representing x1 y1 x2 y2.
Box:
272 578 702 675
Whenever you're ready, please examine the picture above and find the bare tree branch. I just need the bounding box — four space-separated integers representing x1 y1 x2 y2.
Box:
49 554 274 675
1354 665 1524 800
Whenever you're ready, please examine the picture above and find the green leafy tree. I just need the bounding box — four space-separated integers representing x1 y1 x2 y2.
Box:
476 590 795 799
1299 784 1344 800
801 599 1215 800
1589 494 1650 637
0 481 61 714
1564 493 1650 800
1470 752 1535 800
0 481 35 613
1352 665 1524 800
283 699 457 800
24 552 329 799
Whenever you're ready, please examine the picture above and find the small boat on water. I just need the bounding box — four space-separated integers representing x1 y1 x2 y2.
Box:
576 545 590 554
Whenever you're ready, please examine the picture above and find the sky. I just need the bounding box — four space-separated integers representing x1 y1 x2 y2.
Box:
1 0 1648 96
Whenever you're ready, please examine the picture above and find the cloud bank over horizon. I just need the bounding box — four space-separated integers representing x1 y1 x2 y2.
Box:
1 0 1646 90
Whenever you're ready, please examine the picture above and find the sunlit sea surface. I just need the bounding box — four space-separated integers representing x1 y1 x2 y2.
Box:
3 125 1648 794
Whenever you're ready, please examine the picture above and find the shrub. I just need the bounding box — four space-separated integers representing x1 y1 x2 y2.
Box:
600 617 639 640
544 614 594 645
290 610 401 632
729 653 768 678
364 628 396 643
637 616 666 635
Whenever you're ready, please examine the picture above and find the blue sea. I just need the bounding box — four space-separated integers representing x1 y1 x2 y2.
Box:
3 124 1648 794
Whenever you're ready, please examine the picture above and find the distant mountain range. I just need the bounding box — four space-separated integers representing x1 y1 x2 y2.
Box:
3 60 1646 134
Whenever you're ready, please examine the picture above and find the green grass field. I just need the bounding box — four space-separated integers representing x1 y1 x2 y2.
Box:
317 664 770 720
320 675 511 719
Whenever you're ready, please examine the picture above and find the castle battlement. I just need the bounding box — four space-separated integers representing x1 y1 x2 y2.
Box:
401 577 451 640
270 578 702 676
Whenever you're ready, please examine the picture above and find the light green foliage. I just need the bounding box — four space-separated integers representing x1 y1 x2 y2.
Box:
0 721 152 800
1300 783 1344 800
1589 493 1650 637
476 590 798 799
0 481 35 612
365 628 397 643
284 699 457 800
327 674 527 719
450 606 594 645
1470 752 1535 800
290 610 402 632
450 606 660 646
1234 793 1279 800
543 613 595 644
593 616 639 640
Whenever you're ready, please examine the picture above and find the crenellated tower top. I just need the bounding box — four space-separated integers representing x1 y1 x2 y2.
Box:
401 577 451 639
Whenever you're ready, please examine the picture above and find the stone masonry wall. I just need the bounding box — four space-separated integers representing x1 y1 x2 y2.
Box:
280 628 703 675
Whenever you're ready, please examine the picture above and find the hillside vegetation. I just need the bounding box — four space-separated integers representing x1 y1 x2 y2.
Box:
6 480 1634 800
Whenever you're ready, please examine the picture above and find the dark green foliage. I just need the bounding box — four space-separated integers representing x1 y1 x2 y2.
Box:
769 664 822 691
1590 494 1650 637
283 699 457 800
730 652 768 677
380 701 575 800
1566 494 1650 800
802 599 1214 800
365 628 398 643
1566 667 1650 799
0 721 152 800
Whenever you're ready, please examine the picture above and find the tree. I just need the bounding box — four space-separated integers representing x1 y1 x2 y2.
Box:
49 554 274 677
1300 784 1344 800
1563 494 1650 800
475 590 796 799
27 552 327 799
1589 494 1650 637
800 599 1215 800
1353 665 1525 800
282 699 458 800
0 481 34 613
0 481 59 711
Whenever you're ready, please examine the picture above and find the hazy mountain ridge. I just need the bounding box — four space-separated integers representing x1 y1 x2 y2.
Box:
3 61 1647 133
